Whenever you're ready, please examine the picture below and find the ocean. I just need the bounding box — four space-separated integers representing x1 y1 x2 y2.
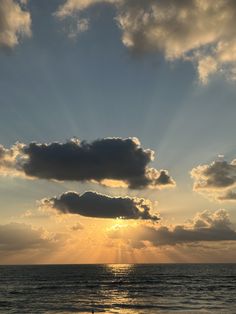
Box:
0 264 235 313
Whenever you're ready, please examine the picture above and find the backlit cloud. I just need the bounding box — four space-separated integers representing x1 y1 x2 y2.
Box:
0 138 175 189
55 0 117 19
218 190 236 201
191 159 236 201
43 191 159 221
0 0 31 49
108 209 236 247
0 143 24 176
55 0 236 82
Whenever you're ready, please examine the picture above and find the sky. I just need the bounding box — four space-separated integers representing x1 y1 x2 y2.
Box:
0 0 236 264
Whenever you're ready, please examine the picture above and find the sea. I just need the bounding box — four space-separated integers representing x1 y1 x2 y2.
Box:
0 264 235 314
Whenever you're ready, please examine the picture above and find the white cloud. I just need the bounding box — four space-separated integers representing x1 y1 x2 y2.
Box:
55 0 236 82
0 0 31 48
0 143 25 177
55 0 117 19
197 56 218 84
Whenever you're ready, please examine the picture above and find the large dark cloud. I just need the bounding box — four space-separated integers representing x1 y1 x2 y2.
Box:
191 159 236 200
44 191 159 221
19 137 175 189
109 209 236 247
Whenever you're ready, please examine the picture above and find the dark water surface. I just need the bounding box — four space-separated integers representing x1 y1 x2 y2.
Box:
0 264 235 313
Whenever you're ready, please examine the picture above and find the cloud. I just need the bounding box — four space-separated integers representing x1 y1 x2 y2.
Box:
191 159 236 200
0 143 24 176
55 0 116 38
197 56 218 84
43 191 159 221
108 209 236 247
55 0 117 19
0 223 59 253
218 190 236 201
55 0 236 82
0 0 31 49
0 138 175 190
71 222 84 231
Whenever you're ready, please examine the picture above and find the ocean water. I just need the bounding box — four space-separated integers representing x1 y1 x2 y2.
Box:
0 264 235 313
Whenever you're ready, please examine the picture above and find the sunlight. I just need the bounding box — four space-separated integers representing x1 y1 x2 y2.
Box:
100 179 129 188
106 263 134 275
108 218 130 231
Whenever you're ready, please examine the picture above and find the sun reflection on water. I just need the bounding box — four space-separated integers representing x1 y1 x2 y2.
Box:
98 264 138 313
106 263 134 275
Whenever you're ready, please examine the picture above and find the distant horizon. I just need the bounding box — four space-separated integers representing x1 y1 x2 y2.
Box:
1 262 236 266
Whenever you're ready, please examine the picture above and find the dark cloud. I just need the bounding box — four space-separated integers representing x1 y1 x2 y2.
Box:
155 170 173 185
218 190 236 201
202 161 236 188
109 209 236 247
191 159 236 200
0 145 5 159
45 191 159 221
19 137 175 189
0 223 58 253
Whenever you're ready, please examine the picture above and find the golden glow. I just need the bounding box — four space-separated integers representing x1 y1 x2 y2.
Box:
100 179 129 188
106 263 133 274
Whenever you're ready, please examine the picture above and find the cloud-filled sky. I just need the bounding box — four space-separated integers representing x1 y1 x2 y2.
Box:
0 0 236 264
